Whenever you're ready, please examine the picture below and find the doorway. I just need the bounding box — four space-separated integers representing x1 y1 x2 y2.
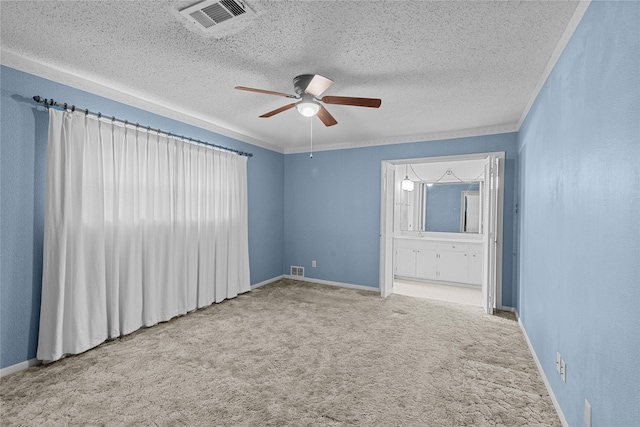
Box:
379 152 505 314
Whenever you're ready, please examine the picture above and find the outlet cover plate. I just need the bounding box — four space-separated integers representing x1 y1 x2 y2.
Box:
560 358 566 382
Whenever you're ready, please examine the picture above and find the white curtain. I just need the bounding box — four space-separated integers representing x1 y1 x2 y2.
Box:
37 108 250 363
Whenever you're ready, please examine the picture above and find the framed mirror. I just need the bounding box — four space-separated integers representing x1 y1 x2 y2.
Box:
399 181 482 234
424 182 481 233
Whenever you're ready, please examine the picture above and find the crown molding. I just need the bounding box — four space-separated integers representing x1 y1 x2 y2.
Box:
516 0 591 129
283 124 518 154
0 49 284 154
2 48 515 155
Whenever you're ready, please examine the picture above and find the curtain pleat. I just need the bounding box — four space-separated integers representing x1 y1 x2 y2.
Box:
37 108 250 363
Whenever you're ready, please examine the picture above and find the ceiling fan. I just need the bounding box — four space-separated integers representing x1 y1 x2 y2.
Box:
234 74 381 127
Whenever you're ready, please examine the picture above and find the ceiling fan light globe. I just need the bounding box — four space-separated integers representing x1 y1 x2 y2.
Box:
297 102 320 117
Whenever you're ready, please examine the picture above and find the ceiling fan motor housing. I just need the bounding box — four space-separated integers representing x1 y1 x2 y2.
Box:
293 74 317 95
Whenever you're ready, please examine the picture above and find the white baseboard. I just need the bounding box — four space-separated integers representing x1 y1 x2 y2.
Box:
498 305 516 312
1 358 41 378
284 275 378 293
516 312 568 427
251 275 285 290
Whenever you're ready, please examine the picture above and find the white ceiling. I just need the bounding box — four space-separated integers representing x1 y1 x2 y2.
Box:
0 0 583 153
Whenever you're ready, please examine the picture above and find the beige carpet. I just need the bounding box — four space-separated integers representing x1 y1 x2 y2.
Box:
1 279 559 426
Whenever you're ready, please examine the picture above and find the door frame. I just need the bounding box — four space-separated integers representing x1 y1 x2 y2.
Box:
379 152 506 312
379 162 396 297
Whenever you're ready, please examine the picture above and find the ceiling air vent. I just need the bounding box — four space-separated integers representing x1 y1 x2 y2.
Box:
179 0 255 33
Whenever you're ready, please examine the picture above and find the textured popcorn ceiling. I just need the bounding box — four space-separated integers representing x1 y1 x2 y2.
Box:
0 1 582 153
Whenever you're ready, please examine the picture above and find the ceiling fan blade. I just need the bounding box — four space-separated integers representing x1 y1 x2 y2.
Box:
317 105 338 127
321 96 382 108
304 75 333 97
235 86 296 98
259 103 297 118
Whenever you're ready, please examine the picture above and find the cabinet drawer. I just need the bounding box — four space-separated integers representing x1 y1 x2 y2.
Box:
417 240 438 251
438 243 469 252
395 240 420 250
469 243 483 254
396 239 437 251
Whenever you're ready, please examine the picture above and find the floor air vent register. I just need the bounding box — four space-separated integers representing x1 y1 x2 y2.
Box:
290 266 305 277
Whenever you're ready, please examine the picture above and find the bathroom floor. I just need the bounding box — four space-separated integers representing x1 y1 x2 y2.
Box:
394 278 482 307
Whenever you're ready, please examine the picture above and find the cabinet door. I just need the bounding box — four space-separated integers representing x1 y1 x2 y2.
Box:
416 248 438 280
396 247 416 277
438 250 469 283
469 250 483 285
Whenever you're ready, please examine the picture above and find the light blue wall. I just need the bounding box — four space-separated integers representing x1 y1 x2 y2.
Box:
516 2 640 426
284 134 518 300
0 65 284 369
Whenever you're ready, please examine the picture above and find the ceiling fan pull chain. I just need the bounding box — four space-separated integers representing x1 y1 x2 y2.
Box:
309 118 313 158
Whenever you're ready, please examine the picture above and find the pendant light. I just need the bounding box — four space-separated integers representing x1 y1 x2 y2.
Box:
401 164 414 191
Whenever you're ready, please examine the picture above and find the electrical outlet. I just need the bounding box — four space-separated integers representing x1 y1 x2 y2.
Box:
556 352 562 374
311 260 316 268
560 358 566 383
584 399 592 427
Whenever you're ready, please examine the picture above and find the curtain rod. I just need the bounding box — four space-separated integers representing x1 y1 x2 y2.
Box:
32 96 253 158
